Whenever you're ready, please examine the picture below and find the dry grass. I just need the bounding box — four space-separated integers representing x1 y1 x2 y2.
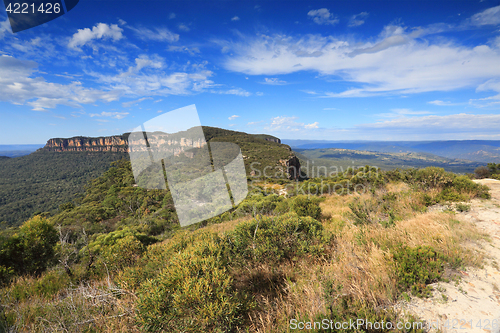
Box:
1 183 489 333
245 188 487 333
2 279 139 333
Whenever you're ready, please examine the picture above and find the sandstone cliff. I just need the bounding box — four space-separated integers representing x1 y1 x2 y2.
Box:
43 135 129 152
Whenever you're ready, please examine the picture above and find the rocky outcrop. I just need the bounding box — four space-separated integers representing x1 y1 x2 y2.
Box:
287 156 301 180
264 137 281 144
278 156 301 180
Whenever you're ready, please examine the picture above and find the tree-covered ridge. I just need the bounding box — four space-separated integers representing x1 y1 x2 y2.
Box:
0 127 293 227
0 151 129 227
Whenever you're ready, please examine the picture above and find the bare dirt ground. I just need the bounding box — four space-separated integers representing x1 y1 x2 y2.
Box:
403 179 500 333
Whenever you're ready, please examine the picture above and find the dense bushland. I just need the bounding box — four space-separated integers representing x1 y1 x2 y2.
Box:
0 162 492 332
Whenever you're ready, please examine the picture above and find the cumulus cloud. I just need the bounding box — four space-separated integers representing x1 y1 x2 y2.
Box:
221 26 500 99
267 116 319 131
307 8 339 25
68 23 123 50
305 122 319 129
228 115 239 120
231 16 240 21
348 12 369 27
128 26 179 42
0 55 120 111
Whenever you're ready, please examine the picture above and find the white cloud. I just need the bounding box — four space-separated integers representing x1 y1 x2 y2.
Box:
178 24 190 32
231 16 240 21
167 45 200 55
0 55 120 111
0 18 11 39
307 8 339 26
93 68 215 97
305 122 319 129
228 115 239 120
122 97 152 108
89 111 129 119
348 12 369 27
377 108 431 118
359 113 500 131
262 77 287 85
470 79 500 107
222 28 500 99
271 113 500 140
428 100 462 106
68 23 123 50
470 5 500 26
169 13 176 19
211 88 251 97
128 26 179 42
267 116 318 131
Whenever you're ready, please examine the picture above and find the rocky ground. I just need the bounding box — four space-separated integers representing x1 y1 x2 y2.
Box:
403 179 500 333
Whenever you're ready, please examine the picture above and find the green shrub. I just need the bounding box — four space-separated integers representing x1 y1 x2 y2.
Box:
273 200 290 215
136 236 250 332
393 245 443 297
475 166 490 179
0 265 13 286
8 269 71 301
455 203 471 212
235 193 284 216
0 216 59 276
421 193 436 207
82 227 157 273
226 212 324 264
436 189 467 203
451 175 490 199
348 197 376 225
415 167 453 190
289 195 322 220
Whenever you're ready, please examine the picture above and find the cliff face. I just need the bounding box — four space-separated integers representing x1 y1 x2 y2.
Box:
43 136 129 152
43 133 208 155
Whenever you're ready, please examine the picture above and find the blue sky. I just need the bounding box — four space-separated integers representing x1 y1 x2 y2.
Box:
1 0 500 144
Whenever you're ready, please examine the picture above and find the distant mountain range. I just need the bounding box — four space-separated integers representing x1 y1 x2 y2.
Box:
0 144 45 157
283 140 500 164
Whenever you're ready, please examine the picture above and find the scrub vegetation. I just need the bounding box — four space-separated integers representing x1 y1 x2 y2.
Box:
0 155 494 332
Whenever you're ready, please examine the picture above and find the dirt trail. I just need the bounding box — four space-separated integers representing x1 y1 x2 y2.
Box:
404 179 500 333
